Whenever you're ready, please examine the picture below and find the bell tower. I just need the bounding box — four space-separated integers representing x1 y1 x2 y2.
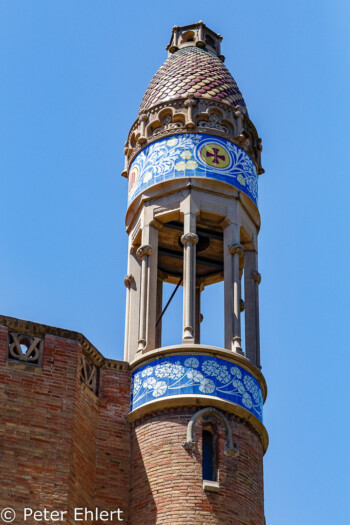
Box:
123 21 267 525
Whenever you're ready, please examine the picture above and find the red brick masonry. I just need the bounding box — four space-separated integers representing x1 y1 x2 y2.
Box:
0 319 264 525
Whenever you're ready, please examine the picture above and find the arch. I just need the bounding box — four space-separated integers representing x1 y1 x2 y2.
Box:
182 407 238 457
180 31 195 44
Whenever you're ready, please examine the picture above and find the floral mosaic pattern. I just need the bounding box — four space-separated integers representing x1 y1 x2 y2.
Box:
128 134 258 205
130 354 263 422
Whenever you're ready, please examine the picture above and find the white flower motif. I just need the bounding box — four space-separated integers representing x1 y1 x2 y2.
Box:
244 376 258 394
237 173 246 186
167 138 178 147
242 392 253 408
216 366 231 384
168 364 185 379
230 366 242 379
133 375 142 393
141 366 153 377
202 360 220 376
184 357 199 368
187 370 204 382
180 150 192 160
154 362 172 378
175 161 186 171
143 376 156 389
186 160 198 170
232 379 245 395
253 389 260 402
153 381 167 397
199 378 215 394
143 171 153 183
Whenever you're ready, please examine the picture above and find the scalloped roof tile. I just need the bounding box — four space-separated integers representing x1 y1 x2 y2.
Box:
139 47 246 114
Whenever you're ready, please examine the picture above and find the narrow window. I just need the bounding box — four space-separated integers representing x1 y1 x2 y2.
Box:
202 429 217 481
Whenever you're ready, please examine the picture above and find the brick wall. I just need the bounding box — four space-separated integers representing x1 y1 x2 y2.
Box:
94 366 131 523
130 407 264 525
0 323 131 525
0 319 265 525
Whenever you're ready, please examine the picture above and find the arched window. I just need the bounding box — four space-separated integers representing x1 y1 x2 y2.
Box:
202 428 217 481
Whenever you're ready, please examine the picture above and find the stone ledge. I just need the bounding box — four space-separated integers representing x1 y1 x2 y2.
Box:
203 480 220 493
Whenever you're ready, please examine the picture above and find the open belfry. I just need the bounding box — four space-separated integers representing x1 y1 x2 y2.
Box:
0 22 267 525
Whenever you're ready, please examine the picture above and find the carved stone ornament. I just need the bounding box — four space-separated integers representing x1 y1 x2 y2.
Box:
181 232 199 246
228 244 244 257
81 354 97 395
181 440 196 451
136 244 153 259
123 97 264 177
124 274 135 287
8 332 43 365
251 271 262 285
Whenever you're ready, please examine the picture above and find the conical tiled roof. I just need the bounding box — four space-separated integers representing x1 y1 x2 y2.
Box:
139 47 246 114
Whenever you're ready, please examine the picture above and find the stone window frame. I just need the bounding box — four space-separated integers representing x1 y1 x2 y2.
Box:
182 406 239 493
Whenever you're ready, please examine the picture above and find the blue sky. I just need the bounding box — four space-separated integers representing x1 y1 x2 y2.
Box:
1 1 350 523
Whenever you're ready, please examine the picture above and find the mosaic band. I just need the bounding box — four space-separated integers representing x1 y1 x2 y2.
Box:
128 133 258 205
130 354 263 422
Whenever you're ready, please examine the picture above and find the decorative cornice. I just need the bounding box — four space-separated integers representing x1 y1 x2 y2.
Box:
0 314 130 372
122 97 263 177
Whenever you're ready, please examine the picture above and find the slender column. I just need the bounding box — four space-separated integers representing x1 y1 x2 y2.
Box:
224 222 243 353
194 282 203 344
251 269 261 368
229 244 244 353
181 216 198 342
123 272 134 361
155 276 163 349
136 244 153 352
123 231 141 362
244 249 261 367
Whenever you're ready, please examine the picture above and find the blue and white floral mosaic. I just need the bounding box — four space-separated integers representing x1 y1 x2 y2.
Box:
128 134 258 205
130 354 263 422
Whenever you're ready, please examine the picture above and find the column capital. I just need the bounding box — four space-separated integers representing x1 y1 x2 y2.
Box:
137 244 153 259
251 271 262 284
228 244 244 256
124 274 134 287
181 232 199 245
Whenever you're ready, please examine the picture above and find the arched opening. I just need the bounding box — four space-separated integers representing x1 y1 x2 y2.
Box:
180 31 195 44
202 427 217 481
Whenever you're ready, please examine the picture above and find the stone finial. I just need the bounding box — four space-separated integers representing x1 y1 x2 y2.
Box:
166 21 223 57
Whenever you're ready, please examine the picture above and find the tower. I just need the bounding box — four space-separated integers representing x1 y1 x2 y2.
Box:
124 22 268 524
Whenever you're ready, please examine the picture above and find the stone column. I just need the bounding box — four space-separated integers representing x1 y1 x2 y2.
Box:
229 244 244 354
181 213 198 343
155 276 163 349
194 282 203 344
123 232 141 362
223 221 244 354
244 249 261 367
136 244 153 352
136 221 159 353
